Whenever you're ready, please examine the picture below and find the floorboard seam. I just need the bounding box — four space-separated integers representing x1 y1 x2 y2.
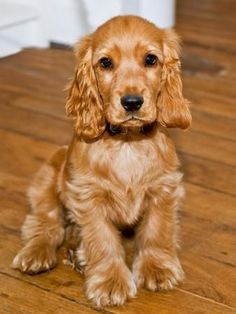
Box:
177 287 236 311
184 179 236 197
0 270 114 314
4 101 68 123
0 126 63 145
178 151 236 170
188 127 236 143
182 40 236 55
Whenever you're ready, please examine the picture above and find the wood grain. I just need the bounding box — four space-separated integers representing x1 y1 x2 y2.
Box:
176 0 236 52
0 170 236 309
1 1 236 312
0 274 100 314
0 229 235 314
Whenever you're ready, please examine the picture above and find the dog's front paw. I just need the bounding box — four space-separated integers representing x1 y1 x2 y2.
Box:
85 263 137 307
133 252 184 291
12 243 57 274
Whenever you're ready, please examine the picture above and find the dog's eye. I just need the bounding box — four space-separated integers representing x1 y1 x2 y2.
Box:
144 54 158 67
99 57 113 69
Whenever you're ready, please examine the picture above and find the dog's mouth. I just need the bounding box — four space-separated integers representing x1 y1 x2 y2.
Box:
107 121 156 136
128 116 140 121
106 115 155 130
122 112 146 123
106 114 157 135
105 108 157 133
106 114 143 127
122 114 156 127
119 117 145 129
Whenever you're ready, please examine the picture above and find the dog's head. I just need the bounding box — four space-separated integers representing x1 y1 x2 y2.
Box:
66 16 192 140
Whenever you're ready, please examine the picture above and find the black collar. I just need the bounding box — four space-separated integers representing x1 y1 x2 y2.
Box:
106 122 156 136
107 124 122 135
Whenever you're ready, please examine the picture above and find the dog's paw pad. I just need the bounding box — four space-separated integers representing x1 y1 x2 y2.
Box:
86 266 137 306
133 255 184 291
12 244 57 274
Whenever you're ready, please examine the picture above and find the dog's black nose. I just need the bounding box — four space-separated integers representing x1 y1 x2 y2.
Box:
121 94 144 111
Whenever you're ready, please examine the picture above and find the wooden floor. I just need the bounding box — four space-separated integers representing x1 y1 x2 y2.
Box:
1 1 236 313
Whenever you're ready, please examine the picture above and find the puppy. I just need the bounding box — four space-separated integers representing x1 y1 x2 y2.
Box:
13 15 191 307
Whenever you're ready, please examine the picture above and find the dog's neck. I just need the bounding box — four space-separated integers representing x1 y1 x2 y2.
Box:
106 122 156 136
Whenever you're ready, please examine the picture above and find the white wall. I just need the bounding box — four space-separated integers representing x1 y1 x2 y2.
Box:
0 0 176 57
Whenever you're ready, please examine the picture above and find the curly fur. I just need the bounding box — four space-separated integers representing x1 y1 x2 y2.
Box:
13 15 191 307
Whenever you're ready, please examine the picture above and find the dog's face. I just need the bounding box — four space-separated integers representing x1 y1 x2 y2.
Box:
66 16 192 140
93 20 163 128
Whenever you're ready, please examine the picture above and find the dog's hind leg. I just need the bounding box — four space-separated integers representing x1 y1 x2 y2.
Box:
12 147 67 274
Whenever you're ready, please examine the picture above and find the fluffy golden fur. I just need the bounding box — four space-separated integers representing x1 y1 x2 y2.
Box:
13 16 191 307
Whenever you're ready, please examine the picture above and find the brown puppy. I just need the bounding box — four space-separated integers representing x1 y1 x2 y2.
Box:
13 15 191 307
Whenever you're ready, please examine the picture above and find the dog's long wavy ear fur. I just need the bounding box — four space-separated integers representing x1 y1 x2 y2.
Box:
157 29 192 129
65 35 105 140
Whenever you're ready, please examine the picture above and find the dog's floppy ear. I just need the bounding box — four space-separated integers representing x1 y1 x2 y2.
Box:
65 35 105 140
157 29 192 129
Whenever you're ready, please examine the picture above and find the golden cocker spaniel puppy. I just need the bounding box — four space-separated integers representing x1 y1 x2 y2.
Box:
13 15 191 307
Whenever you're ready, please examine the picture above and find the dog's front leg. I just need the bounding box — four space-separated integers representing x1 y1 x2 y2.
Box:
133 184 184 291
77 208 136 307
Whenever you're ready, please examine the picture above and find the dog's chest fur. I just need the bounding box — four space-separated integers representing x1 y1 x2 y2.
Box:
91 141 157 224
88 137 158 185
92 139 158 224
65 137 160 226
110 141 156 185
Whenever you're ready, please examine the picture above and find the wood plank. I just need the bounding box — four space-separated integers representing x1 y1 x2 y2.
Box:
0 65 65 101
181 42 236 133
0 129 58 178
184 182 236 230
181 232 236 308
189 109 236 141
176 0 236 52
182 44 236 80
0 6 236 312
0 229 235 314
171 129 236 167
0 48 73 80
0 102 72 145
180 153 236 196
185 89 236 119
1 172 236 309
0 273 100 314
11 95 66 120
183 78 236 115
0 49 73 121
